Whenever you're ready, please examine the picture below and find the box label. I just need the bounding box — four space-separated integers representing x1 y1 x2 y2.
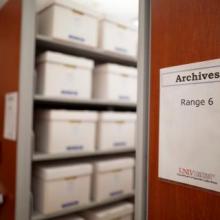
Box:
159 59 220 192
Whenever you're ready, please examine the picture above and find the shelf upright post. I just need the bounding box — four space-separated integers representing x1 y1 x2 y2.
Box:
15 0 36 220
135 0 151 219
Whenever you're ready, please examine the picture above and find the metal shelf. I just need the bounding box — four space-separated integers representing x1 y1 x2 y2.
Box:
33 148 136 162
34 95 137 110
33 35 137 220
32 193 134 220
36 35 137 67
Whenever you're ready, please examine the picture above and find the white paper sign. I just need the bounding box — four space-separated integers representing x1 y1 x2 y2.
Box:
3 92 18 141
159 59 220 192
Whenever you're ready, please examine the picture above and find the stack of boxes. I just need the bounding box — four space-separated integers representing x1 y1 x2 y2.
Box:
36 51 137 102
33 158 135 214
36 0 138 55
34 0 137 218
35 111 136 154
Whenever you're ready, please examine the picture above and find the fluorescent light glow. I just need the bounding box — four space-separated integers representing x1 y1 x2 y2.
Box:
72 0 139 24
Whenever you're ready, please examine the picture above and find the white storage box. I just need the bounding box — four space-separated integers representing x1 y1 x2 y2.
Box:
56 216 84 220
97 112 137 151
37 0 100 47
37 51 94 98
84 202 134 220
33 163 93 214
35 110 98 154
93 158 135 202
99 17 138 56
93 64 137 102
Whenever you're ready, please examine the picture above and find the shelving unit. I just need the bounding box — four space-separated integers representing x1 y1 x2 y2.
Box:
2 1 149 220
32 193 134 220
29 30 138 218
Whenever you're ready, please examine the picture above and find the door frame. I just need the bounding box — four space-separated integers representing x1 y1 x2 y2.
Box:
15 0 152 219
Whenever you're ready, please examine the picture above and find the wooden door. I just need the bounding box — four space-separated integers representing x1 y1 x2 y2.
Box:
0 1 21 220
149 0 220 219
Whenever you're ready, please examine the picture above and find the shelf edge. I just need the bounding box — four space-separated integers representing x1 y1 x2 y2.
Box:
36 35 137 67
33 148 136 162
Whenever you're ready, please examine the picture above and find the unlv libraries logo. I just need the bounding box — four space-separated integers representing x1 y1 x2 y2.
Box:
177 168 217 185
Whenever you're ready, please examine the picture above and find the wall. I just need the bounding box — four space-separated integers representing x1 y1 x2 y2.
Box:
0 1 21 219
149 0 220 219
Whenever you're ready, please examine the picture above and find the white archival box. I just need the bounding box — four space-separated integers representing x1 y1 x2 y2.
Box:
33 163 93 214
93 64 137 102
159 59 220 192
37 0 100 47
99 16 138 57
97 112 137 151
35 110 98 154
93 158 135 202
84 202 134 220
37 51 94 98
56 216 84 220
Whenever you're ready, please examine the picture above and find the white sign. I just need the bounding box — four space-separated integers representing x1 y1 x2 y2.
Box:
3 92 18 141
159 59 220 192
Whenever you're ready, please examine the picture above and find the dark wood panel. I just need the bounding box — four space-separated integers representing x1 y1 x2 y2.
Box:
149 0 220 220
0 1 21 220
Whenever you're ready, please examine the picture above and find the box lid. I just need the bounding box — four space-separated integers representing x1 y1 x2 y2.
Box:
37 0 102 18
94 158 135 173
99 112 137 122
36 110 98 122
34 163 93 180
94 63 137 77
85 202 134 220
101 15 137 31
37 51 94 69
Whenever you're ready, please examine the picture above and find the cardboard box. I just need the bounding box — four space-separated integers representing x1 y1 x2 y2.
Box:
33 163 93 214
35 110 98 154
56 216 84 220
93 64 137 102
37 51 94 98
99 17 138 56
84 202 134 220
93 158 135 202
97 112 137 151
37 0 100 47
